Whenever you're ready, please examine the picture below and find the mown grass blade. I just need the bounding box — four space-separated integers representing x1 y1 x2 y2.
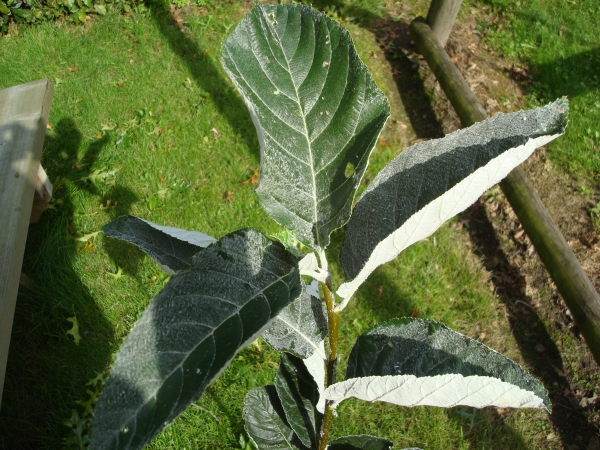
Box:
338 99 568 303
91 229 302 450
221 3 390 250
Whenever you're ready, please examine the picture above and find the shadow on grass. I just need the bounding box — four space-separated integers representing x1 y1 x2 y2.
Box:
464 200 598 448
530 47 600 101
0 119 138 448
143 0 259 157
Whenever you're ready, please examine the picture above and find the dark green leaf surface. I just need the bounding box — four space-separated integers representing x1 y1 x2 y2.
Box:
262 282 327 359
244 386 310 450
274 353 323 448
327 434 394 450
102 215 216 274
338 99 568 300
91 229 302 450
222 3 390 250
345 318 550 410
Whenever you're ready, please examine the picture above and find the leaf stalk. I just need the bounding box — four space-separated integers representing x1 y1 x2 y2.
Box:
319 280 338 450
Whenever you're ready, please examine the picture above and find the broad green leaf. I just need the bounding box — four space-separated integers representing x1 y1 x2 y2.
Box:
324 374 546 409
338 99 568 303
262 280 327 359
274 353 323 448
103 215 216 274
243 386 310 450
222 3 390 250
327 435 394 450
344 318 549 409
91 229 302 450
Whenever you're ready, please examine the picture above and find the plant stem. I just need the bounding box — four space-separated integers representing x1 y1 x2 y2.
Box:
322 282 338 386
319 404 334 450
318 281 338 450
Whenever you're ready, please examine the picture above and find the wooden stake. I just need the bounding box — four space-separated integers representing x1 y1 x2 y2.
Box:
426 0 464 47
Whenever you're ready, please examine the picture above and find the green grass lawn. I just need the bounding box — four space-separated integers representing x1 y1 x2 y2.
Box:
0 0 595 448
468 0 600 185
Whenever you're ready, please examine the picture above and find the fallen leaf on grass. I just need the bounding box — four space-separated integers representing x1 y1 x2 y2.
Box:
210 127 220 139
76 231 100 242
67 316 82 345
82 241 96 252
224 190 234 202
157 125 175 138
108 267 123 279
242 170 259 185
101 199 118 210
46 123 52 130
379 139 391 148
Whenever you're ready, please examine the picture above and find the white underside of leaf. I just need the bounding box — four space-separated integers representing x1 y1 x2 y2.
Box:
305 279 320 298
140 218 217 248
336 133 561 307
303 340 326 413
299 253 327 283
324 374 546 410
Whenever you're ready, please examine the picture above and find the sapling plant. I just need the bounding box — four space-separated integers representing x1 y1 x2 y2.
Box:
90 3 568 449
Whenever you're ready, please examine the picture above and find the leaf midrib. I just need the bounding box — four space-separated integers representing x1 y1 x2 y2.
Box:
270 9 321 248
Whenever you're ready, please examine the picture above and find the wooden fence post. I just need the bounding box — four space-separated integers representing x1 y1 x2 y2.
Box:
409 18 600 365
426 0 464 47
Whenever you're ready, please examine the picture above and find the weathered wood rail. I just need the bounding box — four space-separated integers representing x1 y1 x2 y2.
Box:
0 79 53 408
409 5 600 365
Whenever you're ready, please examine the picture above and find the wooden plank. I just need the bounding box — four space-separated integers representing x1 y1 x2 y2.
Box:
0 79 53 408
409 18 600 365
426 0 464 47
